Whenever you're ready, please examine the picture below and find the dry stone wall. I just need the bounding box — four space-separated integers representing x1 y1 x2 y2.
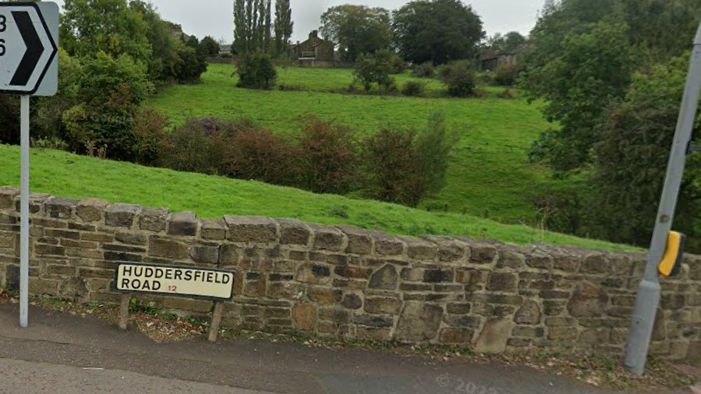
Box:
0 186 700 360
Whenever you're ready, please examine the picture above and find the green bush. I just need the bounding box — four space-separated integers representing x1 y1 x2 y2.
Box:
221 127 299 185
412 62 434 78
236 52 277 90
353 50 395 92
62 52 153 161
493 64 521 86
297 116 358 194
439 61 476 97
362 112 455 206
132 108 169 165
401 81 426 97
389 53 407 74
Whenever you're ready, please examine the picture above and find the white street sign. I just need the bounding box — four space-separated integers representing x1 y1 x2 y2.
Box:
0 2 58 96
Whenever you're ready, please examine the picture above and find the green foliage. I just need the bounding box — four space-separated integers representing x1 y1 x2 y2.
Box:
412 62 435 78
401 81 426 97
234 0 273 54
353 50 396 92
362 112 456 207
236 52 277 89
61 0 152 64
131 108 169 166
297 117 358 194
589 56 701 249
523 21 632 171
62 52 153 161
493 64 521 86
488 31 527 54
174 36 208 83
320 5 391 62
392 0 484 65
439 61 476 97
129 0 180 83
274 0 293 56
199 36 221 57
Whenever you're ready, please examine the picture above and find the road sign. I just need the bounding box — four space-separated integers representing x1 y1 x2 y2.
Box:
115 263 235 301
0 2 58 96
0 2 59 329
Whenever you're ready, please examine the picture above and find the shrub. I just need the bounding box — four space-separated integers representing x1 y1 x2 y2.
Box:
362 112 456 207
439 61 476 97
159 119 223 174
389 53 407 74
62 52 153 161
132 108 169 165
297 116 358 194
494 63 521 86
236 52 277 89
221 127 299 185
353 50 395 92
412 62 434 78
401 81 426 97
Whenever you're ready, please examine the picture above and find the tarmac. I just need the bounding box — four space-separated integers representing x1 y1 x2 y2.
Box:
0 304 695 394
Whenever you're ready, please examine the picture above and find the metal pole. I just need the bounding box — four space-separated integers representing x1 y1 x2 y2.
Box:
624 21 701 375
19 95 30 328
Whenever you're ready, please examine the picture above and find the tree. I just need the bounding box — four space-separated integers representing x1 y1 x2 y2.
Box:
233 0 272 54
488 31 527 53
274 0 293 56
590 56 701 249
320 5 391 62
60 0 152 65
353 50 396 92
200 36 221 57
521 0 701 172
523 21 632 171
129 0 180 82
392 0 484 65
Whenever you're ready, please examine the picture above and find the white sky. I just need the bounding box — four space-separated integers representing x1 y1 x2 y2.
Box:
53 0 545 43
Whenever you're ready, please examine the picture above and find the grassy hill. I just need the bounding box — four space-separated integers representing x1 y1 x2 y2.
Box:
148 64 567 225
0 144 630 251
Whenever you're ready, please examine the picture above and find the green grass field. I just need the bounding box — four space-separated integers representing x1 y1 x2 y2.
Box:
148 64 563 225
0 144 631 251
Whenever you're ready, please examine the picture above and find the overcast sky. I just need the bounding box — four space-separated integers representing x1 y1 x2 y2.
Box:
54 0 545 43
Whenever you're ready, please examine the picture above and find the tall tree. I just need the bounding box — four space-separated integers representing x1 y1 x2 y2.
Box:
274 0 293 56
233 0 273 54
320 5 391 62
392 0 484 65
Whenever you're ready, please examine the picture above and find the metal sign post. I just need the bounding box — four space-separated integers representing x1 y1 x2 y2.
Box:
0 2 59 328
624 21 701 375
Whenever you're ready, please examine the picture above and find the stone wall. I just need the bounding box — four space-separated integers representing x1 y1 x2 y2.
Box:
0 186 699 359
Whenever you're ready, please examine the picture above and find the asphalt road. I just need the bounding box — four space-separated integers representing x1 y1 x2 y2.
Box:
0 304 682 394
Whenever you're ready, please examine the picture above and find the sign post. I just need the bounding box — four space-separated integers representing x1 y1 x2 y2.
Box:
624 21 701 375
0 2 59 328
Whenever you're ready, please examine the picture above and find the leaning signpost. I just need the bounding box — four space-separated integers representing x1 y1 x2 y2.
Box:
0 2 59 328
624 21 701 375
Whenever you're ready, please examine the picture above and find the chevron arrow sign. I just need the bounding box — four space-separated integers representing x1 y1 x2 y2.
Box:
0 2 58 96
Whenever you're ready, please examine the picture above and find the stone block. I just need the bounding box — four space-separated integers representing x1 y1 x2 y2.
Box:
0 187 19 209
190 245 219 264
424 269 453 283
148 237 189 260
310 224 344 251
581 254 608 274
567 281 609 318
338 226 372 255
225 216 277 243
470 244 497 264
167 211 198 237
364 297 402 314
296 263 332 285
201 219 227 240
497 250 525 269
334 265 371 279
76 199 108 223
396 302 443 342
514 300 541 325
307 286 342 305
139 208 169 232
105 204 140 228
525 253 553 270
475 318 515 354
341 293 363 309
46 198 77 219
278 219 311 246
372 233 404 256
353 314 393 328
368 264 398 290
487 272 517 291
403 237 437 261
115 232 147 245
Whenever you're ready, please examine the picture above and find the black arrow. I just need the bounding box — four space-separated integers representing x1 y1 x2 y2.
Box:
10 11 44 86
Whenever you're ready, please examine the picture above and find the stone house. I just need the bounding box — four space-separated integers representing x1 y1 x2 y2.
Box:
291 30 335 67
480 48 522 72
